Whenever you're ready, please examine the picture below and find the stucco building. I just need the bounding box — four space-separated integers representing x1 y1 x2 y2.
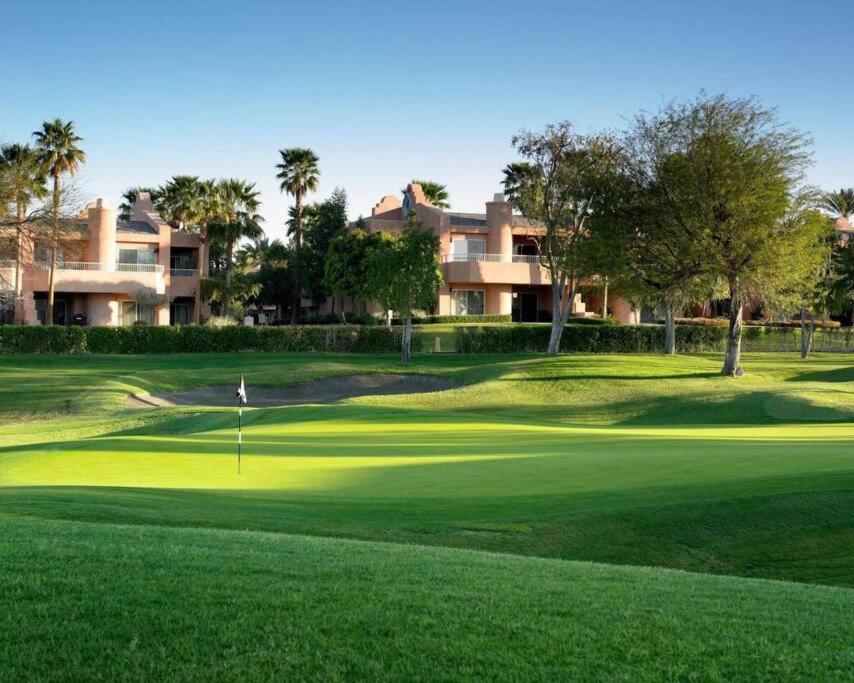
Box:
0 192 207 325
353 183 639 323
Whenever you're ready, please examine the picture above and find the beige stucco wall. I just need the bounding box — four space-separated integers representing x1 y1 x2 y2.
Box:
87 293 118 325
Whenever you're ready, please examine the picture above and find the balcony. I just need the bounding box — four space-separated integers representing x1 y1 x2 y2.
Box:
170 268 198 278
28 261 166 294
441 253 550 285
446 253 540 264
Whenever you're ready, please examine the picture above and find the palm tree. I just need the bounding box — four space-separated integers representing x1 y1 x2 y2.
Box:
276 147 319 323
117 186 154 221
201 249 262 318
32 118 86 324
406 179 450 209
0 144 47 323
207 179 264 289
155 176 204 230
501 162 540 205
820 188 854 227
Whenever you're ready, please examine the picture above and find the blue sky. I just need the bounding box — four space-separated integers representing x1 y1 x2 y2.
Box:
1 0 851 241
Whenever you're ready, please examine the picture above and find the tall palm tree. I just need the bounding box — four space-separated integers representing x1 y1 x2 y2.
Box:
0 144 47 323
406 179 450 209
820 188 854 227
276 147 319 323
32 118 86 324
207 179 264 287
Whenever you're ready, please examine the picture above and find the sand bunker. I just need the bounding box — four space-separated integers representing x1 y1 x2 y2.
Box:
126 373 458 408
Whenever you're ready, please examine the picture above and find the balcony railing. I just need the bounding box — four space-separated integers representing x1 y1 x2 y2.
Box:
0 260 15 269
444 253 541 264
33 261 165 274
170 268 198 278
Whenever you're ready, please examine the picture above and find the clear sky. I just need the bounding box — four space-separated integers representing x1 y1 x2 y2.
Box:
1 0 851 241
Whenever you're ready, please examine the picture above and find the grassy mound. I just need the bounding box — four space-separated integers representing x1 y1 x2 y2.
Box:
2 515 852 681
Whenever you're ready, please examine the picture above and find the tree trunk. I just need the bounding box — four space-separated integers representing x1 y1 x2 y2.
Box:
799 308 815 359
721 284 744 376
290 190 302 325
601 276 609 318
46 174 61 325
224 240 234 316
547 281 565 355
664 307 676 355
401 308 412 363
13 203 25 324
547 278 577 355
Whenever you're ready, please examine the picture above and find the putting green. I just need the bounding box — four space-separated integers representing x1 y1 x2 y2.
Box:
0 351 852 587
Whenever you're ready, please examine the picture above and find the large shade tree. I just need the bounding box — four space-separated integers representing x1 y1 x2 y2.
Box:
606 110 724 353
630 94 825 376
502 122 620 354
32 118 86 324
276 147 319 323
0 144 47 323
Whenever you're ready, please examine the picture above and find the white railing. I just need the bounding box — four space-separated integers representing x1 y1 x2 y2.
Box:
32 261 164 274
444 253 541 264
0 260 15 269
170 268 197 278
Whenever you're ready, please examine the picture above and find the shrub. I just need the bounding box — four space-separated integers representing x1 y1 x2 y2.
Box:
391 314 513 325
675 317 841 330
301 313 379 326
455 324 726 354
566 316 620 326
0 325 86 353
455 323 854 353
205 316 240 327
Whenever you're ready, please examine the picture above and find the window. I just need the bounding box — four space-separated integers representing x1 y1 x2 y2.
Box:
35 298 67 325
118 248 156 265
450 238 485 261
452 290 484 315
170 303 191 325
514 243 537 256
0 293 13 324
120 301 155 325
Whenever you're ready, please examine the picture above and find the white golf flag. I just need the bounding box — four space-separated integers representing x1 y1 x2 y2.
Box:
236 374 247 405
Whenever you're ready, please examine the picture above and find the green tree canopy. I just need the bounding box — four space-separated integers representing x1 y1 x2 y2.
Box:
364 214 443 362
502 121 621 354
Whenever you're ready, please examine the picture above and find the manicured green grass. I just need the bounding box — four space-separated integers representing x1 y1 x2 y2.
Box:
0 351 852 677
2 515 852 681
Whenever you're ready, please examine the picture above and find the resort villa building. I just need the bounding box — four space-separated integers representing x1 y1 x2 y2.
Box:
0 192 207 326
353 183 641 324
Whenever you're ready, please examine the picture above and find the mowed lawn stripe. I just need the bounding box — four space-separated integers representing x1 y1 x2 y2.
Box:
1 515 852 681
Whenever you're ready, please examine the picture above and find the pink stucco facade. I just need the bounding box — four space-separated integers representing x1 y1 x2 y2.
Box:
355 184 640 323
0 193 207 326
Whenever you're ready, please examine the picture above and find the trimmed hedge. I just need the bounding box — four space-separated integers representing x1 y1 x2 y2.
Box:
389 314 513 325
0 325 420 354
675 317 842 330
455 324 854 354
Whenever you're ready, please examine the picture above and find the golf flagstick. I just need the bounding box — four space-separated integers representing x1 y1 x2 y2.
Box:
236 374 247 473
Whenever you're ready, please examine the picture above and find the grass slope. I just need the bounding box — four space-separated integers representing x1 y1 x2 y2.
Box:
0 352 852 588
2 515 852 681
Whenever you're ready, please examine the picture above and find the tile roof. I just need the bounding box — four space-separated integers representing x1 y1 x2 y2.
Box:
449 213 488 227
117 219 158 235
